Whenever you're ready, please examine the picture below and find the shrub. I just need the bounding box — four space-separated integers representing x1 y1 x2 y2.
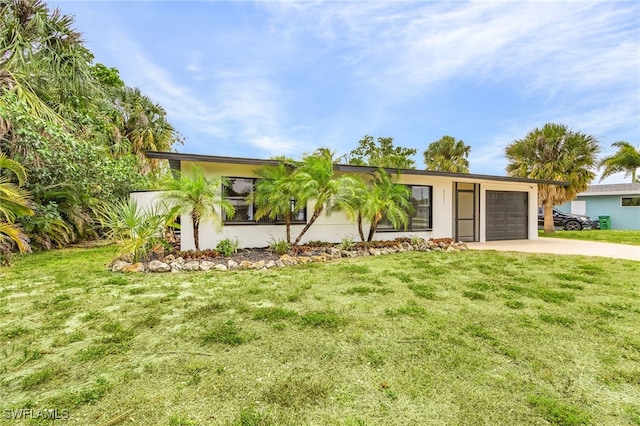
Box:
337 235 356 251
100 199 166 262
216 237 239 257
269 237 290 255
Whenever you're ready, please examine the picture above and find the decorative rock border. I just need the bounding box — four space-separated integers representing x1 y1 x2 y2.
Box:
110 239 468 273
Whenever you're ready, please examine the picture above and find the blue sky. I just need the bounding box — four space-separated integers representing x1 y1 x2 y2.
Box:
51 1 639 182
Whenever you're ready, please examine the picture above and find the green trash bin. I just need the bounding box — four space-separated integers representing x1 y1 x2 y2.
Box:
598 215 611 230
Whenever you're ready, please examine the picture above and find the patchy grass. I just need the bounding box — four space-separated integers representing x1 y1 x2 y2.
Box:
0 245 639 425
539 229 640 245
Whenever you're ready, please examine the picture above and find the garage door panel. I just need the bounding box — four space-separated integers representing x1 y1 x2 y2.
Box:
486 191 528 241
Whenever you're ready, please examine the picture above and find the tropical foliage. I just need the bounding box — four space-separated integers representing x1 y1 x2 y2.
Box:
348 135 417 169
0 152 32 262
363 169 413 241
161 166 234 251
331 168 412 242
251 157 300 244
101 198 167 263
505 123 599 233
331 175 370 242
291 148 360 246
424 135 471 173
0 0 180 254
599 141 640 183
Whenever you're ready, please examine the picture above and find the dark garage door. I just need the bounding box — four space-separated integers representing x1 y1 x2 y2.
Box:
486 191 528 241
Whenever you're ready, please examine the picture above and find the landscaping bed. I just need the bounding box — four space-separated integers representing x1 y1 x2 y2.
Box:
110 238 468 272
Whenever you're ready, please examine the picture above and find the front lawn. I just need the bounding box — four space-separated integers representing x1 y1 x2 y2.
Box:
539 229 640 246
1 246 639 425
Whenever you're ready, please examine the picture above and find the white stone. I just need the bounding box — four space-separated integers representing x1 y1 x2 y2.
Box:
200 261 216 271
111 260 131 272
148 260 170 273
183 261 201 271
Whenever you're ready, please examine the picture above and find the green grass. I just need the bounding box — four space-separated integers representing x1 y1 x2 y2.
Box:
0 245 639 425
539 229 640 245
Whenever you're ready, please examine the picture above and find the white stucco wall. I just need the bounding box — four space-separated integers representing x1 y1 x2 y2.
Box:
129 190 165 212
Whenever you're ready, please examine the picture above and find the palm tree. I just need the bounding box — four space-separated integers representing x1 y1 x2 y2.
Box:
0 0 95 122
116 87 178 173
424 135 471 173
251 158 300 244
101 198 166 262
505 123 599 233
599 141 640 183
291 148 358 246
161 166 234 251
0 152 32 258
330 175 370 242
364 169 412 241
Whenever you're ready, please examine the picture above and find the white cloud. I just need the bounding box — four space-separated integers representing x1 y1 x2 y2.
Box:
56 0 638 169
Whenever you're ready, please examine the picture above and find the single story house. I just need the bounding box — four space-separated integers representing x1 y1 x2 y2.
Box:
133 151 567 250
559 183 640 230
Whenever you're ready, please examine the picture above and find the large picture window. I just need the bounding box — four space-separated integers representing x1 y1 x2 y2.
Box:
378 185 432 232
223 177 306 224
224 178 255 223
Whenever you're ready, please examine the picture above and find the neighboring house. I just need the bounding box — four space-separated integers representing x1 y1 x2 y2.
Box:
560 183 640 230
133 151 567 250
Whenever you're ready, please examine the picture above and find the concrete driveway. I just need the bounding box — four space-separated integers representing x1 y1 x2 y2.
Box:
466 239 640 261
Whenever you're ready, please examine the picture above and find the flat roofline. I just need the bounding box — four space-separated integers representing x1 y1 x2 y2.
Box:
334 164 568 186
147 151 281 167
146 151 569 186
578 191 640 197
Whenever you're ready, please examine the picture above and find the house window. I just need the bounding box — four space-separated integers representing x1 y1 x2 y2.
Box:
224 178 255 223
377 185 432 232
223 177 306 224
621 197 640 207
410 186 432 230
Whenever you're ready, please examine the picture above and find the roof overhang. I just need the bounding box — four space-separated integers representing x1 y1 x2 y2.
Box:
146 151 569 186
334 164 568 186
578 191 640 197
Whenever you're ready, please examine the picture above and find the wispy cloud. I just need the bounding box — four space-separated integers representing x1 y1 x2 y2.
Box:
55 0 638 182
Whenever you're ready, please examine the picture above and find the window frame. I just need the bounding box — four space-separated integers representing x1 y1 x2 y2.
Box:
376 185 433 232
222 177 307 225
620 196 640 207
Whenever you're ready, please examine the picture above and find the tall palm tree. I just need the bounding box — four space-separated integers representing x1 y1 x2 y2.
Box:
161 166 234 251
505 123 599 233
424 135 471 173
251 158 300 244
115 87 178 173
599 141 640 183
291 148 358 246
0 152 32 256
364 169 412 242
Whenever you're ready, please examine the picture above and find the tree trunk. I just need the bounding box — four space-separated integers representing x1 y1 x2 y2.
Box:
357 213 365 242
543 203 555 234
192 213 200 250
367 218 380 242
633 168 637 184
293 207 322 246
285 212 291 244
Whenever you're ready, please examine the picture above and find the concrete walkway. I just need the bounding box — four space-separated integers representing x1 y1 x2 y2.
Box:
466 238 640 261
